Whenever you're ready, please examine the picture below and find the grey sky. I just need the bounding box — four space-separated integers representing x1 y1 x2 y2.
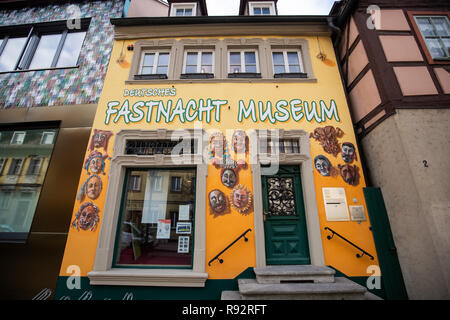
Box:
206 0 338 16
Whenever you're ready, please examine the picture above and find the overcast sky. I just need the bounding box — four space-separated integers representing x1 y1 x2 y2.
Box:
205 0 338 16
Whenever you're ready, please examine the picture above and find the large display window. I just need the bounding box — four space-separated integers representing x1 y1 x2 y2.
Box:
114 168 196 268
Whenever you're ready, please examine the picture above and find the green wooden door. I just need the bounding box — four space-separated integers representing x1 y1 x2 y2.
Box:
262 165 310 265
364 187 408 300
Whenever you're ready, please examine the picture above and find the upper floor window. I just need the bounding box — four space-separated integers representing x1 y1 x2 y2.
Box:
228 50 260 78
136 51 170 79
170 3 197 17
0 20 89 73
182 50 214 78
249 1 276 16
272 50 306 78
10 131 25 145
414 15 450 60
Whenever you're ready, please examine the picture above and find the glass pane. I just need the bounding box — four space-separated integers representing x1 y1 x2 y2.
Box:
176 9 184 16
157 52 169 66
253 7 261 15
431 17 450 36
141 66 153 74
0 128 58 235
28 34 62 69
426 38 446 58
272 52 284 65
244 52 256 64
417 17 436 36
201 65 212 73
185 8 192 16
443 38 450 56
156 66 168 74
262 7 270 15
186 52 197 65
229 52 240 65
55 31 86 68
142 53 154 67
0 37 27 72
274 65 285 74
201 52 212 66
289 65 301 73
185 65 197 73
287 52 300 66
115 168 196 267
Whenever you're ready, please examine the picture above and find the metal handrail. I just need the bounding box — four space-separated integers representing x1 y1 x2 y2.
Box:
324 227 374 260
208 228 252 266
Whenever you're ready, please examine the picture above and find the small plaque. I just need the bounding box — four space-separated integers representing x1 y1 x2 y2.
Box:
349 205 366 221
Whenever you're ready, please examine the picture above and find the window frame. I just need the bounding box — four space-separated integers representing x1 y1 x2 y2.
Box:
88 129 208 287
413 15 450 60
0 19 90 73
181 49 215 78
271 49 307 78
40 131 55 145
408 11 450 65
227 49 261 78
248 1 276 16
7 158 24 176
170 3 197 17
138 50 171 78
10 131 26 145
26 157 43 176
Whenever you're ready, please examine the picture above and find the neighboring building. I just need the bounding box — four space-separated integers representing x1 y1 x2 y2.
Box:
54 0 386 300
0 0 124 299
331 0 450 299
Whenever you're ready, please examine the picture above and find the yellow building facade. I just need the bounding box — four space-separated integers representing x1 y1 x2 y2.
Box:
54 14 382 300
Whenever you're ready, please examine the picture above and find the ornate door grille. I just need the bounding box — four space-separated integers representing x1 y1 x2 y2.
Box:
267 177 297 216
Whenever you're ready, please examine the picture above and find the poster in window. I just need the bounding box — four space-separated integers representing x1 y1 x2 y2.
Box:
156 219 171 239
177 236 190 253
176 222 192 234
178 204 190 221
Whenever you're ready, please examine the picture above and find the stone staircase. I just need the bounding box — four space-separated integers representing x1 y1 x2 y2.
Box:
221 265 382 300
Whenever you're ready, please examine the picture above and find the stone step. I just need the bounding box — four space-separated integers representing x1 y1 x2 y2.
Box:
238 277 369 300
221 290 242 300
254 265 336 284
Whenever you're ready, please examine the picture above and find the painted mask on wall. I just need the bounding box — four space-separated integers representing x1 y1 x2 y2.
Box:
341 142 357 163
231 130 248 154
230 184 253 214
209 189 227 214
84 150 108 175
77 174 102 202
89 129 113 154
314 155 332 176
72 202 100 231
221 168 238 188
338 164 359 186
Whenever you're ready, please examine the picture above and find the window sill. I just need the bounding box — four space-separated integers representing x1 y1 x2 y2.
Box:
180 73 214 79
134 74 168 80
87 268 208 287
227 72 261 78
274 72 308 78
0 65 79 75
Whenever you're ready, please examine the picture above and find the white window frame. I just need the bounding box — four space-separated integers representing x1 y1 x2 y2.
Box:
88 129 208 287
182 50 215 74
40 131 55 145
138 51 171 75
228 50 260 73
10 131 26 145
26 157 43 176
271 50 304 74
249 1 276 16
171 176 182 192
170 3 197 17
